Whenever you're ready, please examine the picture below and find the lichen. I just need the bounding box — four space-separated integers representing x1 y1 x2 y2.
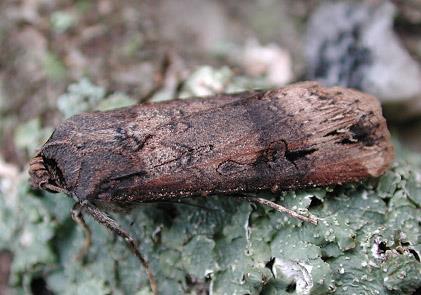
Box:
57 78 106 118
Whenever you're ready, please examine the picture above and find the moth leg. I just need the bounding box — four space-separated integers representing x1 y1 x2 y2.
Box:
238 195 318 225
82 202 158 295
71 202 92 261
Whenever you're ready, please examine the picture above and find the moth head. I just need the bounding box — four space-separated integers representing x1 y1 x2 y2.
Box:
29 152 68 194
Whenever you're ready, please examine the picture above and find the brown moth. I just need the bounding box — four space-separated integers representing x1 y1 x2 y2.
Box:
29 81 394 294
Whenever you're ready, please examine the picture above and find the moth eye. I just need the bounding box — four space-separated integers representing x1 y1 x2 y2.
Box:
41 156 66 188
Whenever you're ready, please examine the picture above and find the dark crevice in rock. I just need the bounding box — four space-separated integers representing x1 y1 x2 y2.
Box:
30 277 54 295
286 282 297 293
265 257 276 278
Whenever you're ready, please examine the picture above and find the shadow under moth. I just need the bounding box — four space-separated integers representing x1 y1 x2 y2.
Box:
29 81 394 294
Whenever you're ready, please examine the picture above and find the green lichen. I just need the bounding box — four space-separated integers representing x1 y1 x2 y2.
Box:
43 52 67 81
50 11 76 34
14 118 54 157
179 66 270 99
57 79 136 119
57 78 106 118
96 92 136 111
1 68 420 294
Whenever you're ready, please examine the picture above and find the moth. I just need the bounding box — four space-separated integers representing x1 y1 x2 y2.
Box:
29 82 394 294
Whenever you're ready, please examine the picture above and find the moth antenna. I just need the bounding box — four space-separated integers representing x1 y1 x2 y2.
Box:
81 201 158 295
71 202 92 261
237 194 319 225
43 183 69 194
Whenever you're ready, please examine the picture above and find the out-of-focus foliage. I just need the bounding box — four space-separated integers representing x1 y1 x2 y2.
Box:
50 11 76 34
1 67 420 294
14 118 54 158
57 79 136 119
57 78 106 118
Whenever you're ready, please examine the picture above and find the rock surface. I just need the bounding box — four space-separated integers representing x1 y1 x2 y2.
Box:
306 1 421 119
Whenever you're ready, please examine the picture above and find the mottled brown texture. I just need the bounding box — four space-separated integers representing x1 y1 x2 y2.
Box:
29 82 394 204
